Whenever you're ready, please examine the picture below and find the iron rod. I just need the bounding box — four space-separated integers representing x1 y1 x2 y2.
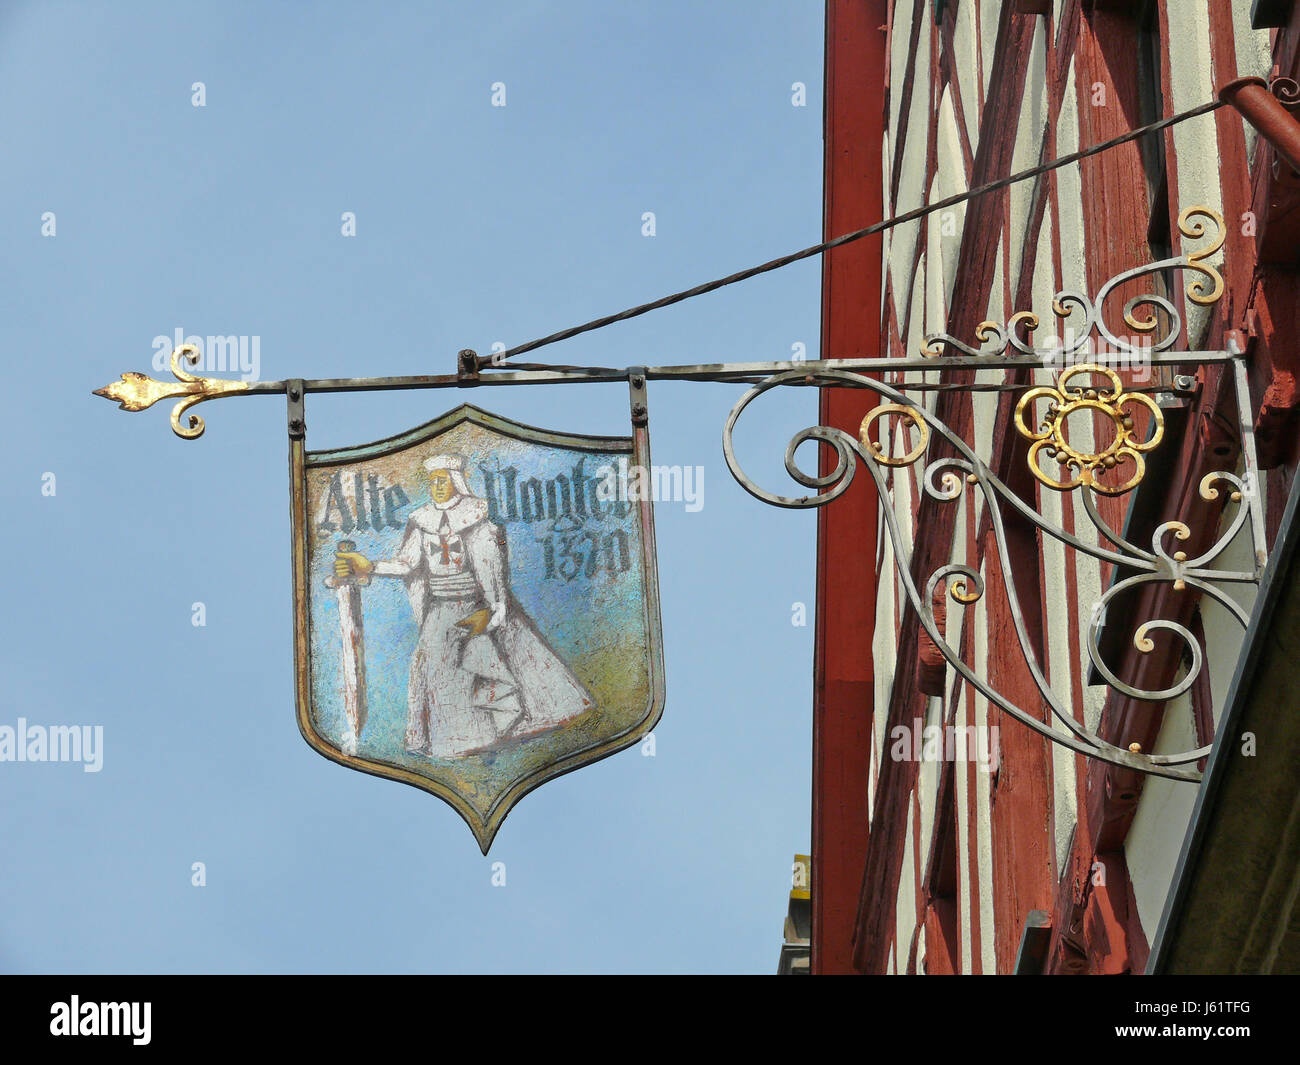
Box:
233 350 1239 398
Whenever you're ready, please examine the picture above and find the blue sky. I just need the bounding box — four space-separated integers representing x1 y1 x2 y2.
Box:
0 1 827 973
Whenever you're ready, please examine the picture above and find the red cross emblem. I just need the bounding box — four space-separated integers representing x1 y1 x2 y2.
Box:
434 532 463 567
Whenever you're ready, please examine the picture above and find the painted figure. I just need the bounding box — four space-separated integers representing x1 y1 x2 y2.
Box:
333 454 594 757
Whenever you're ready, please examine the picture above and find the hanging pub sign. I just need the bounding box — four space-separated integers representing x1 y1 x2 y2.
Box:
95 195 1276 831
95 357 664 851
297 403 665 851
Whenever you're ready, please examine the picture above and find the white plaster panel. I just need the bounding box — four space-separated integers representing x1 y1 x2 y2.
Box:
953 0 981 153
888 0 935 327
936 87 971 306
1008 21 1048 292
1165 1 1224 348
1124 689 1201 939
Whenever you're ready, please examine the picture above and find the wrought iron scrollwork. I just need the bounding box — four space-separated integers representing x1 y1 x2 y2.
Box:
723 206 1263 782
920 206 1224 361
1271 75 1300 109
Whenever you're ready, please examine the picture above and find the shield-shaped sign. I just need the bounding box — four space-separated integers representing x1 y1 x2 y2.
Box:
288 402 665 851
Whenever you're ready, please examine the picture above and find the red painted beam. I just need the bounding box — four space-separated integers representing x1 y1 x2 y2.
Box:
812 0 888 975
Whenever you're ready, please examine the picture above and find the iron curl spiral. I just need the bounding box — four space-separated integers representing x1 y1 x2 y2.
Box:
722 369 871 509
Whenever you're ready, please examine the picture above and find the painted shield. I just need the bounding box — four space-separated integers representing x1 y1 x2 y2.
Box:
289 404 664 851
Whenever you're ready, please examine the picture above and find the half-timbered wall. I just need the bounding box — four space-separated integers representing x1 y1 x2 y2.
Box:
864 0 1276 974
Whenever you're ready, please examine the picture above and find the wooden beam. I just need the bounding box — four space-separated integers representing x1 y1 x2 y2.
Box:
812 0 889 975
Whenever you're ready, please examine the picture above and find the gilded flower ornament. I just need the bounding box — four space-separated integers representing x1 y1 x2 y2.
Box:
1014 364 1163 495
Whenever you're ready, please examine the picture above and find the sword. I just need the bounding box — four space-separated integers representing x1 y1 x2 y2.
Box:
324 539 369 755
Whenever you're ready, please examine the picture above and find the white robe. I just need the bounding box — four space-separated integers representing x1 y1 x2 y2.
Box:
374 495 594 757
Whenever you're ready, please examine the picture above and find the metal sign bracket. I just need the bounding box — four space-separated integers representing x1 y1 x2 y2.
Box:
93 205 1268 784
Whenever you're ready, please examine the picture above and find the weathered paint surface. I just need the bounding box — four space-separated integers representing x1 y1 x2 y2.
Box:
297 404 662 851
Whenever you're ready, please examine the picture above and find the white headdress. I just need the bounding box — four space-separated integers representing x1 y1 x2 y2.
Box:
423 453 471 498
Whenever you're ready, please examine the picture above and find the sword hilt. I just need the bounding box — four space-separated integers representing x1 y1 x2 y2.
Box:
327 539 372 588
